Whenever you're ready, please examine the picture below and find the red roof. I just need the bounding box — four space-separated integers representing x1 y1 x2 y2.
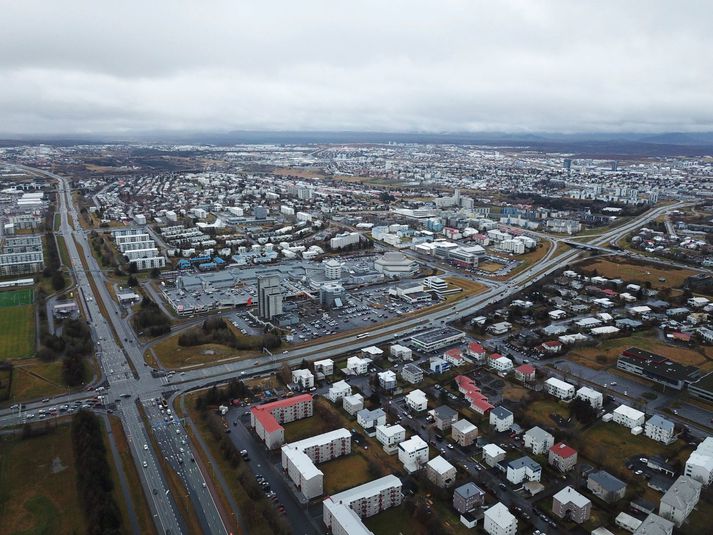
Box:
468 342 485 354
515 364 535 375
671 332 692 342
445 348 462 357
543 341 561 348
250 394 313 434
489 353 502 360
549 442 577 458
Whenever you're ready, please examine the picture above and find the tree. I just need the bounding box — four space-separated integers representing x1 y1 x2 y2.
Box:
149 267 161 278
127 262 138 274
127 275 138 287
51 271 66 291
278 362 292 385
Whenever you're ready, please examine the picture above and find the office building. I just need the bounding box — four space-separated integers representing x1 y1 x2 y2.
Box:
257 275 283 320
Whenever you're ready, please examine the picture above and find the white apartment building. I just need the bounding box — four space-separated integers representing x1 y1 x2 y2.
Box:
644 415 675 444
483 444 507 467
328 380 352 403
685 437 713 485
376 424 406 454
405 389 428 412
342 393 364 416
401 363 423 385
281 428 351 499
506 457 542 485
330 232 360 249
292 369 315 389
523 426 555 455
425 456 457 488
130 255 166 271
378 370 397 391
484 502 517 535
659 475 701 527
576 386 603 409
314 359 334 376
357 409 386 433
545 377 575 400
489 406 514 432
347 356 370 375
398 435 429 473
390 344 412 361
612 405 646 429
490 355 514 373
322 475 403 534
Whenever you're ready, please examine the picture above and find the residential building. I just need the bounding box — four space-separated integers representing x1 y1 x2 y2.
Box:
545 377 575 400
548 442 578 472
552 486 591 524
576 386 603 409
467 341 487 361
322 475 403 534
489 406 513 432
375 424 406 454
398 435 429 473
453 482 485 514
587 470 627 503
426 456 457 488
429 356 451 374
405 389 428 412
401 363 423 384
378 370 397 391
523 426 554 455
390 344 412 361
257 274 283 320
514 364 536 382
685 437 713 485
506 457 542 484
633 513 674 535
616 511 643 533
328 380 352 403
451 419 478 447
281 428 351 499
483 502 517 535
456 375 494 415
613 404 646 429
658 475 701 527
488 353 514 373
342 393 364 416
430 405 458 431
356 408 386 435
346 356 370 375
250 394 313 449
314 359 334 376
645 415 675 444
483 444 506 467
292 369 314 389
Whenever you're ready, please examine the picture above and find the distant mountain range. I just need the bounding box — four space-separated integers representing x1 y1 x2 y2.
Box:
2 130 713 157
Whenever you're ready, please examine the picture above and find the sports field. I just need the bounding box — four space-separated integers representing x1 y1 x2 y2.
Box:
0 288 34 307
0 289 35 359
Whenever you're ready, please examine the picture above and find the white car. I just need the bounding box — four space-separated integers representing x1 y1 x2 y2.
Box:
143 461 148 468
144 444 149 450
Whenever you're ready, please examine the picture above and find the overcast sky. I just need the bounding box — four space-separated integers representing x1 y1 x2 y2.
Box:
1 0 711 136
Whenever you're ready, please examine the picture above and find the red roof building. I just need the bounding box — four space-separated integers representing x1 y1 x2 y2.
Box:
250 394 313 449
514 364 536 382
455 375 494 415
548 442 578 472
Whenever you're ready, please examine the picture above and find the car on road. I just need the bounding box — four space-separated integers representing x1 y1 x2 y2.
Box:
143 461 148 468
144 444 148 450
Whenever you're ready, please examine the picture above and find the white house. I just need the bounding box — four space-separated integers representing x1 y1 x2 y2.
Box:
405 389 428 412
347 356 370 375
342 393 364 416
489 355 514 373
506 457 542 484
523 426 555 455
483 444 507 467
375 424 406 454
390 344 412 361
425 455 457 488
645 415 675 444
545 377 575 400
685 437 713 485
398 435 429 473
378 370 397 391
659 475 701 527
401 363 423 384
489 406 514 432
483 502 517 535
576 386 603 409
356 408 386 433
613 405 645 429
314 359 334 376
292 369 315 389
328 380 352 403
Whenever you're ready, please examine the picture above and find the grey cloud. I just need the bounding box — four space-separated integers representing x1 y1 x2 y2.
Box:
0 0 711 135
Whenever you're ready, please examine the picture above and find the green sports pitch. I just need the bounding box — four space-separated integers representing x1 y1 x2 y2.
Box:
0 288 34 307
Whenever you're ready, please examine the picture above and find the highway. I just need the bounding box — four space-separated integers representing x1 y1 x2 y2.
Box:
0 161 693 534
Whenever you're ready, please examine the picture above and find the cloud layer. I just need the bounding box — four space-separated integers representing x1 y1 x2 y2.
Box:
1 0 711 135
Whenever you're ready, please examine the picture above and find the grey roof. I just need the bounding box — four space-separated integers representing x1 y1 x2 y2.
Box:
357 408 385 421
588 470 626 492
454 482 484 499
646 415 675 432
433 405 458 420
633 513 675 535
660 475 701 510
525 426 554 442
490 406 513 420
508 456 541 471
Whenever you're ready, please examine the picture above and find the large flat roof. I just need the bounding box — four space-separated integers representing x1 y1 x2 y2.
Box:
328 474 402 505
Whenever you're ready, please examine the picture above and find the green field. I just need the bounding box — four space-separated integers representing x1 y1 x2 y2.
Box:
0 288 33 308
0 305 35 359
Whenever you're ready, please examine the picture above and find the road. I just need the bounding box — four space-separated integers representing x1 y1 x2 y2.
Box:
0 161 695 534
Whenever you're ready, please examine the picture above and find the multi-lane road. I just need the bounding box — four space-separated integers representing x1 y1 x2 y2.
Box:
0 161 694 534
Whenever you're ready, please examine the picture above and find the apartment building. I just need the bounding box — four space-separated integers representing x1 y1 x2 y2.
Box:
685 437 713 485
523 426 555 455
342 393 364 416
576 386 603 409
401 363 423 384
375 424 406 454
378 370 397 391
314 358 334 376
430 405 458 431
483 502 517 535
347 356 370 375
506 457 542 484
328 380 352 403
552 486 591 524
390 344 412 361
0 235 44 275
250 394 313 449
489 406 514 432
453 482 485 514
425 456 457 488
357 409 386 435
322 475 403 533
281 428 351 499
405 389 428 412
644 415 675 444
549 442 578 472
292 369 315 389
659 475 702 527
612 404 645 429
398 435 429 473
483 444 506 467
587 470 627 503
545 377 575 400
451 419 478 447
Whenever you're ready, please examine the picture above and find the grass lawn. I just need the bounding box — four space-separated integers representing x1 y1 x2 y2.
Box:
502 383 529 402
580 258 696 290
55 235 71 269
283 414 335 443
364 504 428 535
578 422 689 480
0 425 86 535
0 367 12 401
566 329 712 370
10 359 68 402
0 288 33 307
321 453 372 495
0 305 35 360
150 334 260 369
522 399 573 430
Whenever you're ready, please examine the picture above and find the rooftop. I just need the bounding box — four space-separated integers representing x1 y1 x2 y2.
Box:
553 486 591 508
549 442 577 459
